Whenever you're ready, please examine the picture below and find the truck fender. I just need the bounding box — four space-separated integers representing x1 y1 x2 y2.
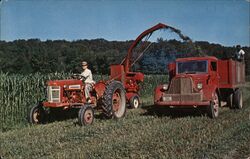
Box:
205 86 217 99
154 85 164 103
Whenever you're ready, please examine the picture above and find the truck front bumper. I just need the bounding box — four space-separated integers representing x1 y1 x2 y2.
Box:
154 93 210 107
154 101 210 107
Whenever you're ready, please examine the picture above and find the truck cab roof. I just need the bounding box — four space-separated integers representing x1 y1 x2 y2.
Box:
176 56 218 62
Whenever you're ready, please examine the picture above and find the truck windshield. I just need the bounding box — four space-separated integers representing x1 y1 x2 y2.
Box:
177 60 207 74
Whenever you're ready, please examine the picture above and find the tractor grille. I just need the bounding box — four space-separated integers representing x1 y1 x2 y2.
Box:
47 86 60 103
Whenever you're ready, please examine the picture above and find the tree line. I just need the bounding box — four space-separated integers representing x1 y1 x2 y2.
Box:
0 39 249 75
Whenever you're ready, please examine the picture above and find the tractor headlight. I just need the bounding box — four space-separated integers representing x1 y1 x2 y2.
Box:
162 84 168 91
197 83 203 89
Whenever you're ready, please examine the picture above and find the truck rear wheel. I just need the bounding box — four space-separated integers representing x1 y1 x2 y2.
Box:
78 105 94 126
234 89 243 109
102 81 126 119
29 104 46 124
207 92 219 118
227 93 233 109
129 95 140 109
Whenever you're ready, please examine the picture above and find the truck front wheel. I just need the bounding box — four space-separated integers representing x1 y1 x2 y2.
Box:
207 92 219 118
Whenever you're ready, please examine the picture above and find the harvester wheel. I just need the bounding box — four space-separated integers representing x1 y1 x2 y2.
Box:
102 81 126 119
78 105 94 126
234 89 243 109
129 95 140 109
29 104 46 124
207 92 219 118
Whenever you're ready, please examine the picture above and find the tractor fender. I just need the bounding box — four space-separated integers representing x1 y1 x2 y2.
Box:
94 81 106 98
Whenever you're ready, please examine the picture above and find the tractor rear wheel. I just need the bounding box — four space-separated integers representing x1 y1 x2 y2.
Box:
102 81 126 118
234 89 243 109
29 104 46 124
207 92 219 118
129 95 140 109
78 105 94 126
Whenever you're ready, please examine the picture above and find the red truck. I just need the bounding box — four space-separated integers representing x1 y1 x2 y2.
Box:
154 56 245 118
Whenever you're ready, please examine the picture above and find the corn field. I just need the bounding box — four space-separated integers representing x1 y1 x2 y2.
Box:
0 73 167 131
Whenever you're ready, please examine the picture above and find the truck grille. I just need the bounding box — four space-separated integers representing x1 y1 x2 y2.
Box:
164 77 202 102
168 77 193 94
47 86 60 103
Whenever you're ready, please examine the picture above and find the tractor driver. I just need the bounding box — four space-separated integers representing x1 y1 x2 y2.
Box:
81 61 95 103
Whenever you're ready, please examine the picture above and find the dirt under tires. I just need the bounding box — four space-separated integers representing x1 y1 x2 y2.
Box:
102 81 126 119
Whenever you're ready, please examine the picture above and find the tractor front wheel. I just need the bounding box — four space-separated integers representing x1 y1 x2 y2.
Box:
129 95 140 109
207 92 219 118
78 105 94 126
102 81 126 119
29 104 46 124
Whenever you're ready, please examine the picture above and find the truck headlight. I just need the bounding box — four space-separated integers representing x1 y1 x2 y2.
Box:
162 84 168 91
197 83 203 89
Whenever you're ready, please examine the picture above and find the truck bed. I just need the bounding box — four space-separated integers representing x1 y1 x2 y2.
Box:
218 59 245 89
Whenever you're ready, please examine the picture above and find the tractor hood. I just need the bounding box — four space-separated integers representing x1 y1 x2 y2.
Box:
47 79 83 87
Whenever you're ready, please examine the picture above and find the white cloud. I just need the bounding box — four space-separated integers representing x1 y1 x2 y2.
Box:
246 0 250 2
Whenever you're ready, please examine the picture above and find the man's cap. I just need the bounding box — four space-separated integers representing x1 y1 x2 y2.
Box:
82 61 88 66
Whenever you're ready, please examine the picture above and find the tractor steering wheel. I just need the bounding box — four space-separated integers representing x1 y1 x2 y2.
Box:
71 74 86 81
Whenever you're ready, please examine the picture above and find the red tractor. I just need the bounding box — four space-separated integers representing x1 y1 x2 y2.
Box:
154 56 245 118
29 78 127 125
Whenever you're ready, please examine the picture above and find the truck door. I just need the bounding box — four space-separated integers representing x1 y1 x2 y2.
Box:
209 61 219 85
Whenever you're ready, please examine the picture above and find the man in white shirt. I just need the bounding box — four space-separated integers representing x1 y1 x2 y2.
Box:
235 45 245 61
81 61 95 103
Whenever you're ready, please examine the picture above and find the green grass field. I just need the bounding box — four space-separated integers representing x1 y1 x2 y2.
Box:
0 74 249 158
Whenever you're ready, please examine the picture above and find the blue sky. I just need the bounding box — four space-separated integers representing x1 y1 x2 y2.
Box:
0 0 249 46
